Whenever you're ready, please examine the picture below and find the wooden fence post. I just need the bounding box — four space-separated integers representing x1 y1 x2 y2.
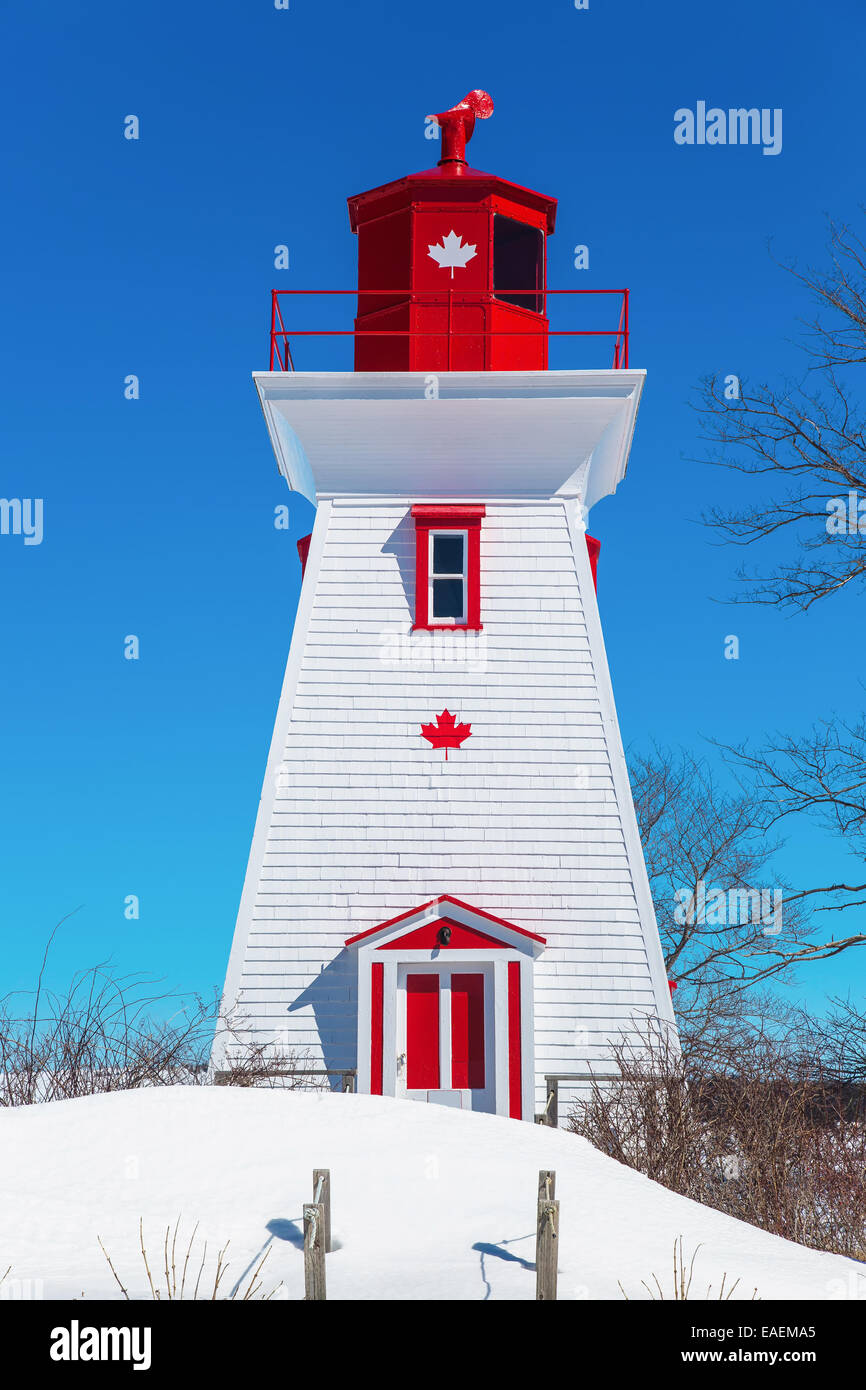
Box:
537 1169 556 1203
545 1077 559 1128
303 1203 327 1300
313 1168 331 1254
536 1168 559 1301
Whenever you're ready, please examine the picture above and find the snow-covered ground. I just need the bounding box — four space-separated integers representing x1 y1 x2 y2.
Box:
1 1087 863 1300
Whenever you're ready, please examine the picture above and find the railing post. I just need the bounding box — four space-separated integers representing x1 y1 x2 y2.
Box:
313 1169 331 1254
303 1203 327 1300
543 1076 559 1128
623 287 629 369
537 1169 556 1203
269 290 276 371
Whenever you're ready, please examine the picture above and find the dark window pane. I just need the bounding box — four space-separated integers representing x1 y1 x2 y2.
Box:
433 534 464 575
493 214 543 313
432 578 464 619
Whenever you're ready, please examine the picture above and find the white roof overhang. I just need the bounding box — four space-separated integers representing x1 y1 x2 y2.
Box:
253 369 645 512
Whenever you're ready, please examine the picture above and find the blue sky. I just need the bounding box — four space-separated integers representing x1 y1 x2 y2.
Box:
2 0 864 1013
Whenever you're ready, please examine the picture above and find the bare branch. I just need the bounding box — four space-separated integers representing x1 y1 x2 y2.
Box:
695 217 866 610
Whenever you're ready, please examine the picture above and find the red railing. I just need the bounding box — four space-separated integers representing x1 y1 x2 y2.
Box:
268 288 630 371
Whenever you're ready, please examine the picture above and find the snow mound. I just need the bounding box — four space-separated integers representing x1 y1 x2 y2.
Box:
1 1087 862 1301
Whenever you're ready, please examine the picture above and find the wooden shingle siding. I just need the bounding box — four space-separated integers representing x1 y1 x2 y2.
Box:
215 498 673 1117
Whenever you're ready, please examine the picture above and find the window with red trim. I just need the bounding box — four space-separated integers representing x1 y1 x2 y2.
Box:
411 505 485 630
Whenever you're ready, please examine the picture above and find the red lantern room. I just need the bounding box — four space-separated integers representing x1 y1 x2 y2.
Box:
347 91 556 372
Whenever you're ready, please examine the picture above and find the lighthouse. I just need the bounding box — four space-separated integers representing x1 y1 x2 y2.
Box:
212 92 676 1121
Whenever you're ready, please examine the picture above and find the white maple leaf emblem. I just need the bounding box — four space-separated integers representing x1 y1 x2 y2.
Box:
427 229 477 278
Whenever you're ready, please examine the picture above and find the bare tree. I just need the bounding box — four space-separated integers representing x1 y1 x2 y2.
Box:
697 217 866 609
681 218 866 992
630 746 813 1033
812 994 866 1084
710 718 866 973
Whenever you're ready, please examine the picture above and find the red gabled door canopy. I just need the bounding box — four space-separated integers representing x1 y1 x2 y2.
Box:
346 894 546 950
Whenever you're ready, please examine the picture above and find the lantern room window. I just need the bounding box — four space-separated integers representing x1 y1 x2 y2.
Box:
411 505 485 631
493 214 544 314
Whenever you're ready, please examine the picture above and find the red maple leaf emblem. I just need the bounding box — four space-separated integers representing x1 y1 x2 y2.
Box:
420 709 472 759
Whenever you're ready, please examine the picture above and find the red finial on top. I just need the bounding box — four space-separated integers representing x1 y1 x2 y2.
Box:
427 90 494 167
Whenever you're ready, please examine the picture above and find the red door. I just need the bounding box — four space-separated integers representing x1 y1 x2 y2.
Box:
406 974 440 1089
450 973 485 1089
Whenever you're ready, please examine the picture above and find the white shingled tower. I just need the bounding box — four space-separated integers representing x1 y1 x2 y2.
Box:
212 92 677 1120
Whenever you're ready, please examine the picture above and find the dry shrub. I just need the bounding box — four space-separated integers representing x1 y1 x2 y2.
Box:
0 964 215 1107
98 1217 285 1301
215 1031 328 1090
618 1236 759 1301
568 1022 866 1261
0 915 335 1104
0 970 331 1105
